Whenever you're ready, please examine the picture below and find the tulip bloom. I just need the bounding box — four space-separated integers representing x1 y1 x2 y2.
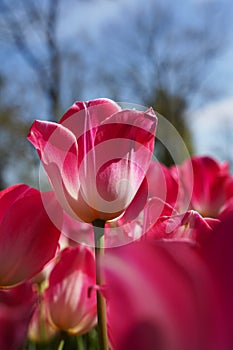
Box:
28 98 157 223
44 245 97 335
103 239 226 350
178 156 233 217
0 282 37 350
0 184 61 287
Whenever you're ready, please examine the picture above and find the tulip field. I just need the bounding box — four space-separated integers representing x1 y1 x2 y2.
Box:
1 98 233 350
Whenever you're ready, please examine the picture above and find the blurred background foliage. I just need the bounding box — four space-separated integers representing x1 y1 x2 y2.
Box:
0 0 232 188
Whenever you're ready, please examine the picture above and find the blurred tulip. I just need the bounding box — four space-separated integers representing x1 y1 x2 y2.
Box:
103 212 233 350
103 239 226 350
178 156 232 217
44 245 97 335
0 282 37 350
0 184 61 287
28 98 157 223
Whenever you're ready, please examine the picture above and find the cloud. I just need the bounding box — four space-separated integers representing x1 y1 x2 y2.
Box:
189 96 233 160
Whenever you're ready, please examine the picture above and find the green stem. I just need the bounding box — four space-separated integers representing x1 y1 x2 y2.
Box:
36 282 46 343
56 331 68 350
92 219 109 350
57 339 65 350
76 336 85 350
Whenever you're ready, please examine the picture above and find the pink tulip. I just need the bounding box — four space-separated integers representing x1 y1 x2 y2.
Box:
44 245 97 335
103 212 233 350
178 156 232 217
103 239 225 350
0 184 61 287
27 98 157 223
0 282 37 350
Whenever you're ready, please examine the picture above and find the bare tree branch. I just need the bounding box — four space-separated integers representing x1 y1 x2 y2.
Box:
0 0 62 118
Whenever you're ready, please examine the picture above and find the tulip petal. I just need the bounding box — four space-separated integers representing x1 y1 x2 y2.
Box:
78 108 157 219
0 183 31 224
0 186 61 287
28 120 80 215
202 213 233 347
117 177 148 225
59 98 121 137
99 107 157 152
